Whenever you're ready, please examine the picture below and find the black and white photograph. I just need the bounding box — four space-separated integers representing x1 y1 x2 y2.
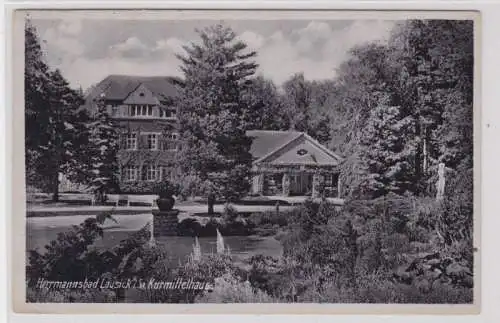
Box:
15 9 478 311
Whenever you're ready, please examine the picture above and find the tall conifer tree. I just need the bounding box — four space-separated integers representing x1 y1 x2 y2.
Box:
176 24 257 213
86 95 120 203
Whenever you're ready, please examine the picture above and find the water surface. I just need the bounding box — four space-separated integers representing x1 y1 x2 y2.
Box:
26 214 283 267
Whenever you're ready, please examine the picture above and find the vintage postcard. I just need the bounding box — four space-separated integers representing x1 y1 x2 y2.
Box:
10 8 480 314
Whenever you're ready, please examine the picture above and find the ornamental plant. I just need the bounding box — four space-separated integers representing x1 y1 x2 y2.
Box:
155 180 179 199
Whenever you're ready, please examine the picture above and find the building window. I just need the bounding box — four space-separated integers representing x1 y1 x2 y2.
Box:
125 133 137 150
124 165 138 181
129 105 153 117
160 166 171 180
166 132 179 140
164 132 179 151
164 141 177 151
145 164 159 181
147 133 158 150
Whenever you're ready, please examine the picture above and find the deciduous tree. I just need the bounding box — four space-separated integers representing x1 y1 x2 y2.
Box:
25 20 89 200
244 76 290 130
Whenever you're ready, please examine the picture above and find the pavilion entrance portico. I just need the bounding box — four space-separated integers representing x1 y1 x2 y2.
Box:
252 165 341 198
289 172 312 196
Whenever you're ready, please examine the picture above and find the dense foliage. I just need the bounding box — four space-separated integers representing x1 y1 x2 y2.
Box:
325 20 474 198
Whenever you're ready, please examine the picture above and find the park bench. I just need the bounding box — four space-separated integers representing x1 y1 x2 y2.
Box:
90 194 130 206
107 194 129 207
128 195 156 207
88 194 159 207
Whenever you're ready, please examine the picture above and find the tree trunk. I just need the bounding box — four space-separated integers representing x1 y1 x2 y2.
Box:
52 175 59 202
97 189 106 205
423 125 428 173
415 121 423 186
207 194 215 215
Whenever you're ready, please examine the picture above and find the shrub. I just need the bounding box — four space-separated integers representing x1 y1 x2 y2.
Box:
177 216 255 237
177 218 203 236
26 286 117 303
247 255 292 299
26 211 117 285
196 272 277 303
244 210 291 237
247 210 289 227
131 247 203 304
155 180 179 198
222 203 239 223
176 174 204 200
441 166 473 246
201 218 222 236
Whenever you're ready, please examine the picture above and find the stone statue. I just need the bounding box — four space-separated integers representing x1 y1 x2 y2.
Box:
148 221 156 247
436 162 446 201
192 236 201 261
216 228 225 254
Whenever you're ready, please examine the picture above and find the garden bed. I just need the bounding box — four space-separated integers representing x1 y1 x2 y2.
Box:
191 196 291 206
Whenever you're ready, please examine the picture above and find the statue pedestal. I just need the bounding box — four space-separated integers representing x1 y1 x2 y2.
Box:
152 209 180 237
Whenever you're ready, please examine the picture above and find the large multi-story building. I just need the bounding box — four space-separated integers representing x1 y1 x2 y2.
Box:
85 74 342 198
85 75 181 193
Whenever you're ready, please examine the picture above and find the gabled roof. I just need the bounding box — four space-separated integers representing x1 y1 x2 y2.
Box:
86 75 180 103
246 130 343 166
246 130 302 159
123 83 161 105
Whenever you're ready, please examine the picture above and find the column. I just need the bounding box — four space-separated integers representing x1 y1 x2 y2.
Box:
252 175 259 194
258 173 264 194
312 173 321 198
252 173 265 195
282 173 290 197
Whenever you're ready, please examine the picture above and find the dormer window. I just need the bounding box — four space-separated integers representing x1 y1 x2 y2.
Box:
139 92 145 97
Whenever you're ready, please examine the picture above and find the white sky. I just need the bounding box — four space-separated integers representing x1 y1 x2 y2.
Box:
31 18 396 90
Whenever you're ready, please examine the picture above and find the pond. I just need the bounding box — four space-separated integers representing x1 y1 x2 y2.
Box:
26 213 283 267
